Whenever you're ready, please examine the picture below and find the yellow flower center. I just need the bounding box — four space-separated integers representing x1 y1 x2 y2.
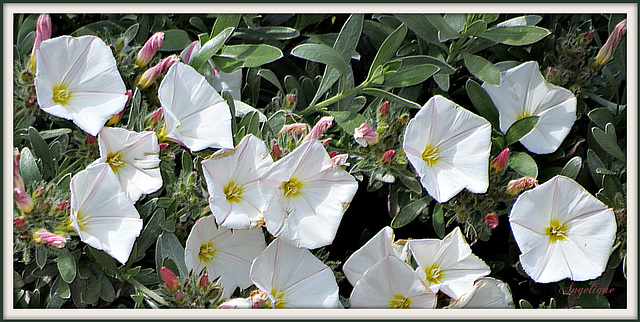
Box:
389 294 412 309
421 145 440 167
75 210 87 230
515 111 532 121
281 178 302 198
52 83 72 106
198 242 216 263
545 219 568 243
424 263 443 284
223 181 243 203
267 289 287 309
106 152 125 173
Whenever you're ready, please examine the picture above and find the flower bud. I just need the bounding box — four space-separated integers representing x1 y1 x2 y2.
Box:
106 90 132 126
32 229 66 248
135 32 164 68
321 138 332 146
85 134 98 145
506 176 538 196
14 188 34 213
580 30 595 46
354 123 379 147
29 14 52 71
331 153 349 167
490 148 510 172
180 40 201 64
33 187 45 198
381 149 396 163
160 267 179 290
159 143 169 153
328 151 339 158
56 200 69 212
250 290 269 308
175 289 185 301
595 19 627 66
151 108 163 123
283 94 296 110
218 298 253 309
14 217 26 229
199 273 210 288
14 148 25 191
379 101 390 116
138 55 179 89
304 116 334 142
276 123 308 137
485 213 499 229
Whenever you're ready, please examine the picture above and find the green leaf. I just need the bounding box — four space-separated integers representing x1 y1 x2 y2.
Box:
220 44 283 68
257 69 283 93
391 198 429 229
367 24 407 81
86 247 118 276
325 110 366 134
465 20 487 35
291 43 348 76
432 203 445 238
588 107 616 129
28 126 54 180
35 245 47 269
463 52 500 85
155 232 188 278
100 276 116 302
211 14 241 39
479 26 550 46
135 208 165 259
19 147 41 185
433 73 450 92
425 14 460 41
391 55 456 74
560 156 582 180
519 299 534 309
121 23 139 46
394 14 445 48
504 116 540 146
496 15 542 27
591 124 626 162
55 276 71 299
80 278 101 305
465 79 500 129
359 88 421 109
398 175 423 194
382 64 439 87
587 149 605 188
189 27 234 70
158 29 191 52
57 249 77 284
332 14 364 61
236 26 300 41
509 151 538 178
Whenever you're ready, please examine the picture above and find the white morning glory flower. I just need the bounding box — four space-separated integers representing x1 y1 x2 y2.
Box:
350 255 436 309
403 95 491 203
201 134 275 230
509 175 616 283
184 215 266 298
482 61 577 154
158 62 234 152
259 140 358 249
446 277 515 309
407 226 491 300
91 127 162 202
69 163 142 264
35 36 129 136
342 226 408 286
249 238 341 308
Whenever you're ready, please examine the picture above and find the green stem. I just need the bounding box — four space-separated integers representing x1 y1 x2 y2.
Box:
126 277 169 307
305 81 371 114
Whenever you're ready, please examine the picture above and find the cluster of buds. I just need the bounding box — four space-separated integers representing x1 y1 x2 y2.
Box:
138 55 180 89
135 32 164 68
218 289 269 309
354 123 379 147
32 228 67 248
28 14 52 71
594 19 627 67
546 28 600 91
506 177 538 196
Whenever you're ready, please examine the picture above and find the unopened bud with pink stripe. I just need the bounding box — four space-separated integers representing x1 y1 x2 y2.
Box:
14 148 25 191
14 188 34 213
180 40 200 64
160 267 179 290
138 55 179 89
304 116 334 142
595 19 627 66
33 229 67 248
506 176 538 196
29 14 52 70
354 123 379 147
490 148 510 172
135 32 164 68
381 149 396 163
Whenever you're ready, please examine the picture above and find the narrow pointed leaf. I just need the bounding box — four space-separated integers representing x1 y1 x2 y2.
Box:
504 116 539 146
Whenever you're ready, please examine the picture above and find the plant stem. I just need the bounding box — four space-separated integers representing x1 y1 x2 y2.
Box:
126 277 169 307
307 81 371 113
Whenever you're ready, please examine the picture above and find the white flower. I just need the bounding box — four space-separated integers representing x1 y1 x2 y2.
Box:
350 255 436 309
407 227 491 300
509 175 616 283
482 61 577 154
403 95 491 203
250 238 341 308
158 62 234 152
201 134 275 230
184 215 266 298
259 140 358 249
69 163 142 264
342 226 408 286
91 127 162 202
447 277 515 309
35 36 128 136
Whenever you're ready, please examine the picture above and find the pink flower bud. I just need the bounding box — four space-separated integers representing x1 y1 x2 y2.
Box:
328 151 339 158
506 176 538 196
354 123 379 147
160 267 179 290
56 200 68 211
85 134 97 144
159 143 169 153
485 213 499 229
14 217 26 229
379 101 390 116
250 290 269 308
580 30 595 46
14 188 34 213
304 116 334 142
32 229 66 248
106 90 132 126
381 149 396 163
151 108 163 123
276 123 309 137
271 140 282 158
490 148 510 172
218 298 253 309
138 55 179 89
29 14 52 70
321 138 332 146
135 32 164 68
14 148 25 191
199 273 210 288
180 41 200 64
287 94 296 105
331 154 349 166
33 187 44 198
595 19 627 66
